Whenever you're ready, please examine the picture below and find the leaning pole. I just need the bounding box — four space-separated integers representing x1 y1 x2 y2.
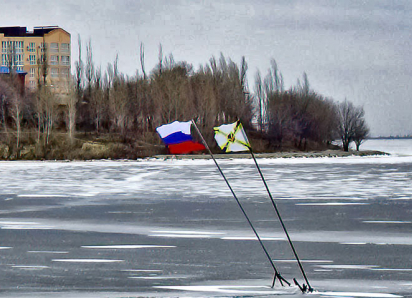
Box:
191 120 290 287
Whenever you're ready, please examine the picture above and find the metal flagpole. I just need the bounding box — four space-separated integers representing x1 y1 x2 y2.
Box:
191 120 290 287
249 149 313 292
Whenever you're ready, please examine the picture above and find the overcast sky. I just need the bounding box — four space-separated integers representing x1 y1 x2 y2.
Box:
2 0 411 137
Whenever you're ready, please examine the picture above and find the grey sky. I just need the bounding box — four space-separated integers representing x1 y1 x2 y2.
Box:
2 0 411 136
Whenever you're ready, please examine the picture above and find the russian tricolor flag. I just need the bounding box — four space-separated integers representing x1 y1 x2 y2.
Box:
156 121 206 154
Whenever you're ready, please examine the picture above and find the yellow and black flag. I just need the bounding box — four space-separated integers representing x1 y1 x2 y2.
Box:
213 120 251 152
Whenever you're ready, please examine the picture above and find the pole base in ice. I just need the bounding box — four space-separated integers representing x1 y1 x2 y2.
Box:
294 278 314 293
271 272 291 288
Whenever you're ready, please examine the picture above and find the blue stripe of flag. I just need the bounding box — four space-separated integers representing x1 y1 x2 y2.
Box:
161 131 193 145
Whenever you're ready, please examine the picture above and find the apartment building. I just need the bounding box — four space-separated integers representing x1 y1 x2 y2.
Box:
0 26 70 95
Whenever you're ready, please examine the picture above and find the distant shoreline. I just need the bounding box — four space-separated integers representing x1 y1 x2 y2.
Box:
368 136 412 140
152 150 389 160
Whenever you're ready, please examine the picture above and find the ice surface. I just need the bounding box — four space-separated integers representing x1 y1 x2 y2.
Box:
363 221 411 224
52 259 124 263
81 245 176 249
361 139 412 157
274 259 334 263
0 139 411 297
316 264 379 270
296 202 370 206
27 251 69 254
12 265 50 269
154 284 299 295
1 149 411 203
320 292 402 297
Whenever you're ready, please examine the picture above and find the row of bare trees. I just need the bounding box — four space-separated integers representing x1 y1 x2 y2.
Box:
74 41 253 145
254 60 369 151
0 38 369 158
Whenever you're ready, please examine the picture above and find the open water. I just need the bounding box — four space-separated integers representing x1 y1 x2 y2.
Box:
0 139 411 297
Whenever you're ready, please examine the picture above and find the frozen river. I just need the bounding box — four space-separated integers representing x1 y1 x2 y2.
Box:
0 139 411 297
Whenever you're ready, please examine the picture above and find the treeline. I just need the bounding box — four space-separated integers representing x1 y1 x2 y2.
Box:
0 39 369 159
254 60 369 151
75 42 253 144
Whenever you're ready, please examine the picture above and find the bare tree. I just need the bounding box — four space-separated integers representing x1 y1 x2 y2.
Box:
254 70 264 132
296 72 310 96
85 38 95 98
353 117 369 151
139 42 147 80
9 89 22 149
37 37 48 87
0 79 12 137
266 92 296 148
66 80 77 143
107 55 131 135
90 66 105 133
151 62 193 125
264 59 284 95
113 54 119 80
74 35 83 101
337 99 367 151
0 75 25 151
158 43 163 75
191 68 218 131
262 60 286 136
34 88 44 144
0 94 7 134
263 59 284 121
33 39 56 147
39 86 56 146
240 56 248 93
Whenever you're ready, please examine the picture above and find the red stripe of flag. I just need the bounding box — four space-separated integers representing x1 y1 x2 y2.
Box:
168 140 206 154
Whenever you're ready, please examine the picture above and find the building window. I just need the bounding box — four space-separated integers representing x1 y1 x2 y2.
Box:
29 55 36 65
51 68 59 78
1 54 7 66
50 55 59 65
16 66 23 72
61 43 70 52
28 42 36 52
40 43 47 52
15 41 24 53
1 41 24 53
50 43 59 52
29 80 36 88
15 54 24 66
2 42 8 53
30 68 36 78
0 54 24 66
61 56 70 66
